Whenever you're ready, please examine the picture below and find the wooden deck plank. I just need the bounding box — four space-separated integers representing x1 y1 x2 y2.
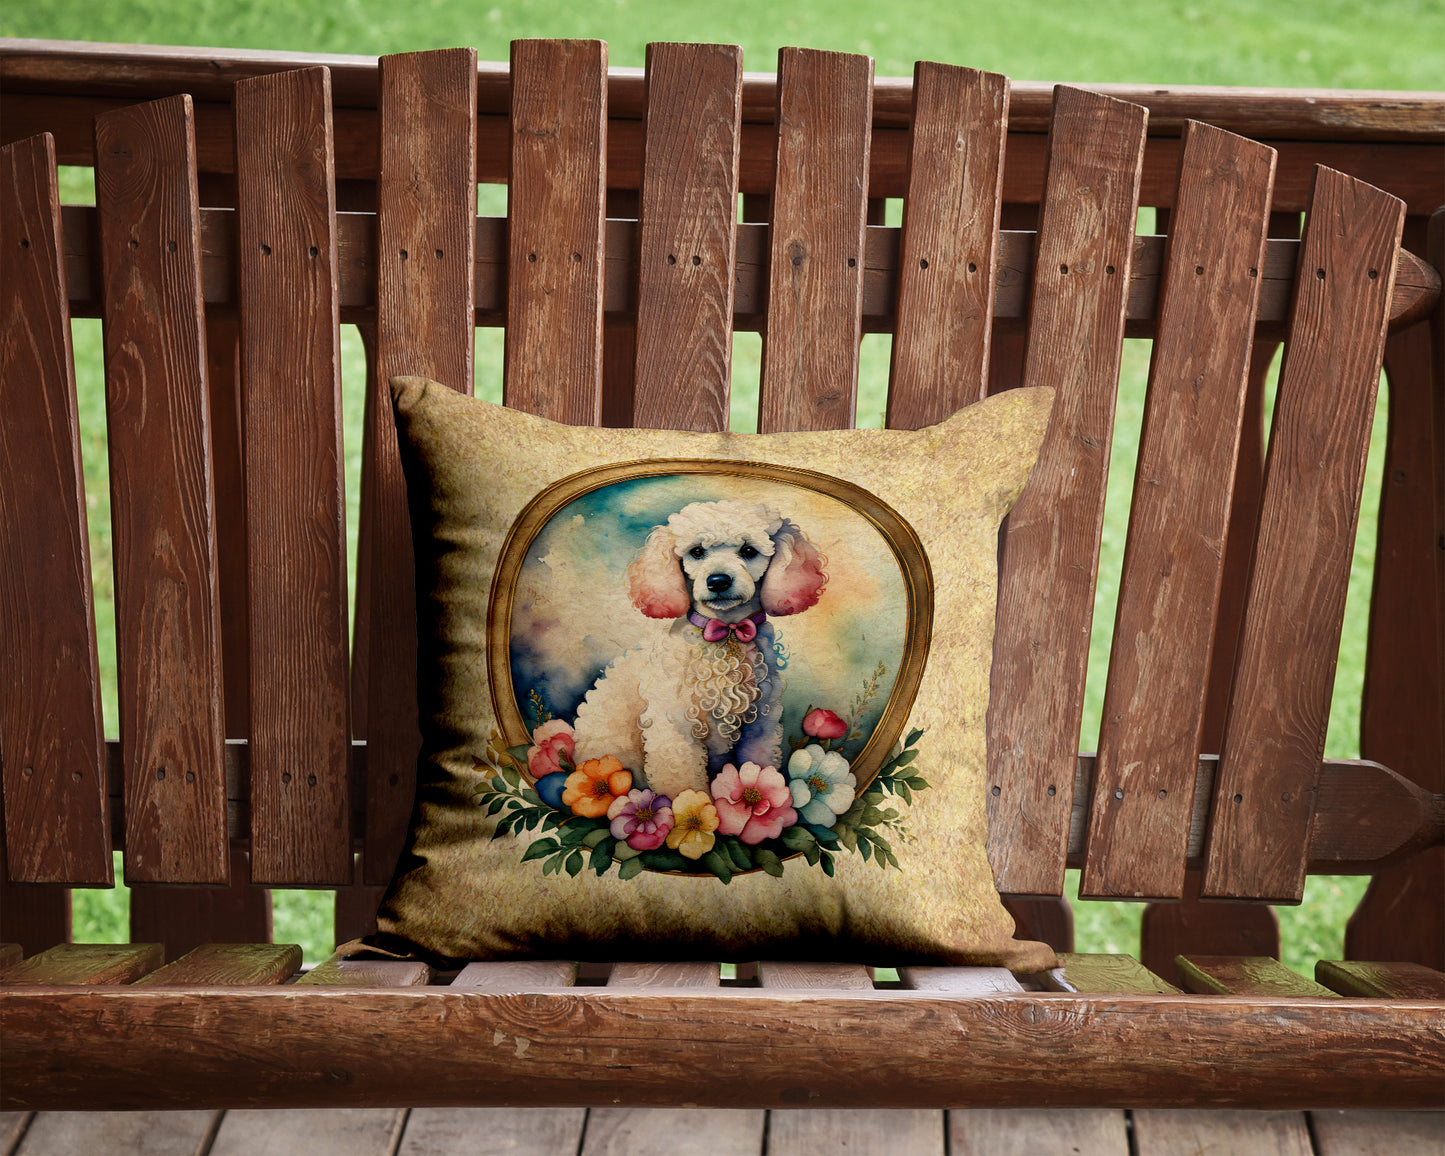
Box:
986 86 1148 896
1316 961 1445 999
129 846 272 962
14 1111 218 1156
1203 166 1406 903
93 95 228 886
1309 1110 1445 1155
451 960 579 988
208 1109 404 1156
950 1109 1129 1155
398 1108 588 1156
582 1109 764 1156
887 63 1009 426
0 132 111 885
361 48 477 887
1 1113 32 1154
297 955 432 987
233 66 352 886
132 943 301 987
609 962 721 988
757 47 873 433
1083 122 1275 901
1132 1110 1313 1156
757 961 873 990
631 42 742 432
1047 953 1181 994
768 1110 944 1156
897 967 1024 993
1176 955 1336 997
0 943 162 985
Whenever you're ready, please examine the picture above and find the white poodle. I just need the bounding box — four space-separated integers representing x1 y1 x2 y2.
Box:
570 499 828 802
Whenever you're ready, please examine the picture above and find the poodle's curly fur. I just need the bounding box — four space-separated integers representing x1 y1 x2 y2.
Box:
571 499 827 802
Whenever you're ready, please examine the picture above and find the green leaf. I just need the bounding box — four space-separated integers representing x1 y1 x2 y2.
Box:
640 848 689 873
858 836 873 862
700 849 733 884
894 748 918 766
542 855 563 876
520 788 543 806
618 855 645 881
908 776 930 791
833 825 858 852
486 796 508 816
564 850 584 877
754 848 785 878
905 727 924 749
723 837 752 871
800 842 821 867
808 824 840 847
896 782 913 806
781 826 818 852
582 827 612 848
494 814 517 838
557 822 594 846
819 850 835 877
870 833 894 855
522 838 561 862
589 842 614 875
506 745 532 764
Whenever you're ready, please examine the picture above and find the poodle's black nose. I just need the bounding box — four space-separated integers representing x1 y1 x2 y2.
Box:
706 573 733 593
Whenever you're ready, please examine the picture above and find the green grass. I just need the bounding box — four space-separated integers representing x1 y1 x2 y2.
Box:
22 0 1434 969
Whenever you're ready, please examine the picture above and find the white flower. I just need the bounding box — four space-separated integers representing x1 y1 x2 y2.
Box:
786 744 857 826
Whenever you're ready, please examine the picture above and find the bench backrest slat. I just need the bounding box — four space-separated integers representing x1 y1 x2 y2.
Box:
1080 122 1277 901
757 48 874 434
986 87 1149 896
1204 166 1406 904
887 63 1008 428
234 67 352 885
361 48 478 885
93 95 229 884
0 132 111 885
631 42 743 433
503 39 607 424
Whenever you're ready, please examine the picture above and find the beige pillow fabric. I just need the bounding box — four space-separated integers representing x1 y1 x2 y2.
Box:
374 376 1057 971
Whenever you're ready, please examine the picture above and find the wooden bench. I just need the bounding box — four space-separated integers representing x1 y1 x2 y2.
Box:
1 38 1443 1118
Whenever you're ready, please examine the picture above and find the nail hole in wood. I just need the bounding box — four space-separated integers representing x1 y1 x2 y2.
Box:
260 244 271 256
1233 793 1243 803
167 240 177 253
1248 267 1258 277
1158 789 1168 799
991 785 1000 797
156 768 166 781
22 766 33 778
71 771 82 782
1194 265 1204 275
129 239 139 250
400 249 409 260
572 252 582 262
1046 785 1056 797
919 258 929 269
1105 265 1115 275
692 255 701 266
668 254 677 265
1368 268 1378 279
308 774 318 786
19 238 30 249
1315 268 1325 280
435 249 444 260
528 253 537 263
282 772 292 784
1059 263 1069 274
967 261 977 273
1113 788 1124 800
847 257 857 268
308 246 319 258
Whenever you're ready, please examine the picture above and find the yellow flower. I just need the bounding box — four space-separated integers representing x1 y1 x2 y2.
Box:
666 789 719 860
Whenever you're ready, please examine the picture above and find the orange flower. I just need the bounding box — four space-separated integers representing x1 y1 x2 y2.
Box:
562 756 633 818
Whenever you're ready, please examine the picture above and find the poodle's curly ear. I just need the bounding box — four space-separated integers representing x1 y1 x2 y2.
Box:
761 520 828 616
627 526 690 618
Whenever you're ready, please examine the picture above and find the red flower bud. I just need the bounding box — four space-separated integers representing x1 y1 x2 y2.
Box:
802 708 848 739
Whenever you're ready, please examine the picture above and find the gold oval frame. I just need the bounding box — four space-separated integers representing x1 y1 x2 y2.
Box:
487 459 933 795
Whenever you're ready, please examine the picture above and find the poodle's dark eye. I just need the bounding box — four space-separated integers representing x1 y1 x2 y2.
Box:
739 544 760 560
689 546 706 560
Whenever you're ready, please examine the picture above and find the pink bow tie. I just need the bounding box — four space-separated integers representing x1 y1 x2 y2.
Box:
690 611 765 643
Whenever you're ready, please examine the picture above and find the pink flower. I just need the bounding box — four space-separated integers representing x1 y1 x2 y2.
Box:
527 719 575 779
608 789 674 852
711 762 797 845
802 708 848 739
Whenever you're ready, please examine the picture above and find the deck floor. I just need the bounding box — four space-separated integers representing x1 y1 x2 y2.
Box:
3 1108 1443 1155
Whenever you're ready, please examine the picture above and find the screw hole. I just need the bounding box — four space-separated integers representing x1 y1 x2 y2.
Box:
19 238 30 249
156 768 166 781
1315 268 1325 280
792 255 803 268
1113 788 1124 800
1105 264 1116 275
991 785 1001 797
1368 268 1378 280
1233 793 1243 804
572 252 582 263
22 766 34 778
1046 785 1056 797
847 257 857 268
919 258 929 269
307 774 318 787
282 772 292 785
967 261 977 273
1158 789 1168 799
72 771 82 783
185 771 195 783
435 249 444 260
129 239 139 250
308 245 319 258
1059 263 1069 275
692 254 701 266
668 254 677 265
1248 267 1258 277
1194 265 1204 275
260 243 272 256
528 252 537 263
400 249 409 261
167 240 177 253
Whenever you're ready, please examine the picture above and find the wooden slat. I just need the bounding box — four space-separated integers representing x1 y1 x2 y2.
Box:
1204 167 1407 902
333 849 384 946
208 1109 405 1156
986 87 1148 896
399 1108 588 1156
0 873 69 957
1047 953 1181 994
898 967 1024 993
298 955 433 987
14 1110 219 1156
451 960 579 988
768 1110 944 1156
93 95 228 885
0 943 162 985
757 48 873 433
504 39 606 424
233 67 352 886
757 961 873 990
359 48 478 887
1083 123 1275 900
630 42 742 433
1176 955 1336 997
950 1109 1129 1155
0 133 111 885
1139 870 1280 983
608 962 720 988
129 846 271 962
1316 960 1445 999
1132 1110 1312 1156
887 63 1009 427
132 942 300 986
1310 1110 1445 1156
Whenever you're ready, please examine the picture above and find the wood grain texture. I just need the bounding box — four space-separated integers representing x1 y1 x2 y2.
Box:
0 133 111 885
1083 123 1275 900
233 67 352 886
1 1112 31 1154
1132 1110 1313 1156
0 871 69 957
208 1109 404 1156
361 48 477 887
0 942 162 985
504 39 606 424
769 1110 943 1156
898 967 1024 993
608 962 720 988
13 1110 219 1156
887 64 1009 427
1176 955 1336 997
1317 960 1445 999
1310 1110 1445 1156
1204 167 1407 902
951 1109 1128 1156
399 1108 587 1156
93 95 228 885
1140 869 1280 981
631 43 742 433
128 846 271 961
297 955 432 987
132 942 300 986
986 87 1148 896
451 960 579 988
757 961 873 990
757 48 873 434
3 988 1442 1110
582 1109 763 1156
1049 953 1181 994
